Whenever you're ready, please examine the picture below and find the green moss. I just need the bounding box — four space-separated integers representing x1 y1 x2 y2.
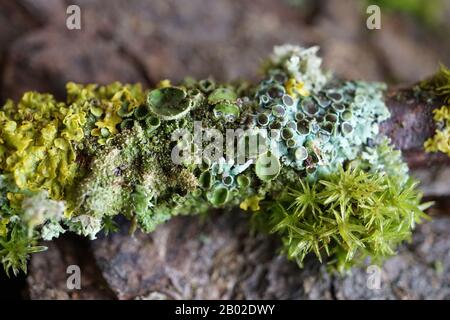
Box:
0 223 46 276
0 92 85 202
420 65 450 103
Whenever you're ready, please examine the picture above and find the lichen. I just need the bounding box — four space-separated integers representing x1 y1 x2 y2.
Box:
0 92 85 202
263 167 428 269
66 81 146 146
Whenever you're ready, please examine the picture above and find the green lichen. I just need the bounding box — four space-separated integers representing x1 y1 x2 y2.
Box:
0 45 431 275
351 137 409 185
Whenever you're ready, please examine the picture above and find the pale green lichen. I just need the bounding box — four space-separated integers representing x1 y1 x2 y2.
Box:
351 137 409 186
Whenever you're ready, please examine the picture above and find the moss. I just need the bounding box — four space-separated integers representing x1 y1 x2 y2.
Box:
0 92 85 202
420 65 450 103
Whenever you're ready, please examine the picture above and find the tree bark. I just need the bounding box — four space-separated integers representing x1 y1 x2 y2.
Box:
382 87 450 168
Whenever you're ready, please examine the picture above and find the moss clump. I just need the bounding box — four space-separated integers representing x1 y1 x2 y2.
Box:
66 81 146 147
0 45 431 276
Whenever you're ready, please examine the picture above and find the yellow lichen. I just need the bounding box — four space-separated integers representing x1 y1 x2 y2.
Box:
0 92 86 204
91 102 122 144
422 65 450 157
433 105 450 122
285 78 309 98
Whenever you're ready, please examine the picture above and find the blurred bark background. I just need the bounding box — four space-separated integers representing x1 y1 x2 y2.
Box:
0 0 450 299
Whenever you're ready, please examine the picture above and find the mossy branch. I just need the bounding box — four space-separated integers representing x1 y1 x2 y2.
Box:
0 45 446 276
